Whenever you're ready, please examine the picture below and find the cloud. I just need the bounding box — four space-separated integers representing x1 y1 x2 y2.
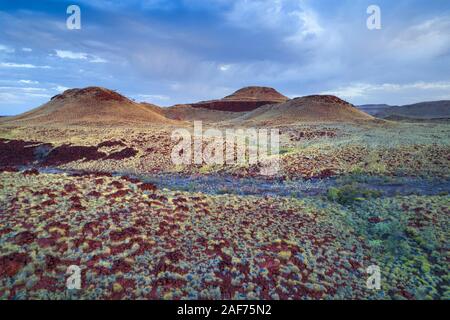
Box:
0 86 42 90
54 50 108 63
322 81 450 104
54 85 70 92
219 64 231 72
225 0 323 46
55 50 89 60
0 44 15 53
323 82 450 98
90 56 108 63
389 16 450 60
284 8 323 44
0 62 51 69
136 94 170 101
18 80 39 84
22 48 33 52
0 86 52 111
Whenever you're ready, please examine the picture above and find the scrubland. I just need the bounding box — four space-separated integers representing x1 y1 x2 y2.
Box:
0 121 449 299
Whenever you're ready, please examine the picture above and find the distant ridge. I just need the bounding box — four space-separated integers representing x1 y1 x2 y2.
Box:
376 100 450 120
357 104 393 115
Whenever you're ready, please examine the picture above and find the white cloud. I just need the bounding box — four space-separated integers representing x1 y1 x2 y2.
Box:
136 94 170 101
226 0 323 45
0 86 51 107
54 85 70 92
0 44 15 53
321 84 371 99
322 81 450 104
55 50 89 60
54 50 108 63
323 82 450 98
226 0 283 30
90 56 108 63
285 9 323 43
0 86 47 93
22 47 33 52
219 64 231 72
18 80 39 84
390 16 450 60
0 62 51 69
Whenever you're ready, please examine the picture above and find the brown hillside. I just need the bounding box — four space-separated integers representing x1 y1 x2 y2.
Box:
140 102 166 115
191 86 289 112
4 87 179 126
235 95 374 125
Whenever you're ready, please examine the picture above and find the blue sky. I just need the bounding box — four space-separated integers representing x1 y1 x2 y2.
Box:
0 0 450 115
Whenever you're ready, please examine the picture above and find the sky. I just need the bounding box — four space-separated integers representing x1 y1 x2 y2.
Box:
0 0 450 115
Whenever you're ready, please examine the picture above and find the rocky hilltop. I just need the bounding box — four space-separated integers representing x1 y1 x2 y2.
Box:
190 86 289 112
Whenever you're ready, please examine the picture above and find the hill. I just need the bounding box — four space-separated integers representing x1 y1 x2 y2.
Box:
234 95 374 125
190 86 289 112
2 87 179 126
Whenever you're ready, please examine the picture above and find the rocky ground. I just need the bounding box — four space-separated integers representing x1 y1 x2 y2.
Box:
0 122 448 178
1 170 447 300
0 121 449 300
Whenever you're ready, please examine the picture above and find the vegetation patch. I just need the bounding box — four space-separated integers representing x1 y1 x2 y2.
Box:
106 147 138 160
44 145 106 165
327 184 382 205
0 139 44 166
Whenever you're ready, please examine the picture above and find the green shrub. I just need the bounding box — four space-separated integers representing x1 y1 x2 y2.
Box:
327 184 382 205
279 147 294 155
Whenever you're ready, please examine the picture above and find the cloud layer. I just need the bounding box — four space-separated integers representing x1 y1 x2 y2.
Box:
0 0 449 114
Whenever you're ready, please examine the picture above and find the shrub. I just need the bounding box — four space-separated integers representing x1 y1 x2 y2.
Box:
327 184 382 205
